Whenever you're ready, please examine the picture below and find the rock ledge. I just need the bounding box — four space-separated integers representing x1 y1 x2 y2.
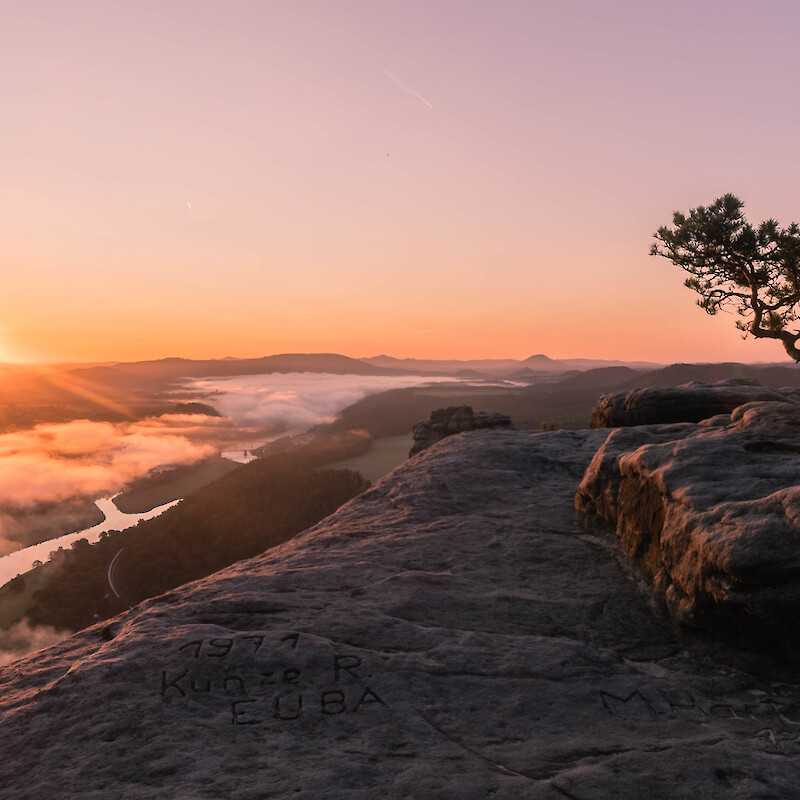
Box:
577 400 800 664
409 406 514 455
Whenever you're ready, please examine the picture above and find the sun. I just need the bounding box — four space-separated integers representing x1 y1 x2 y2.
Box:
0 331 35 365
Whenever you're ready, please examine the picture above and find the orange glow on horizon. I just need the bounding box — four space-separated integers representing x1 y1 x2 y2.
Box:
4 3 800 368
40 372 135 419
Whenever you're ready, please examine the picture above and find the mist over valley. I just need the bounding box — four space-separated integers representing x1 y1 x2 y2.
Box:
4 351 800 665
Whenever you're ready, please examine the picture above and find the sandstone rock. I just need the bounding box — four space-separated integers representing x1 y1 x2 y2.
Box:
2 430 800 797
590 379 796 428
577 400 800 664
409 406 514 456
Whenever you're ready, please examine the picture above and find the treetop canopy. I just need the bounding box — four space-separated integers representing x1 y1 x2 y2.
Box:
651 194 800 361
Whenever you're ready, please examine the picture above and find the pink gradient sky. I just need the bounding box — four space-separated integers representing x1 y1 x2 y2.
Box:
3 0 800 364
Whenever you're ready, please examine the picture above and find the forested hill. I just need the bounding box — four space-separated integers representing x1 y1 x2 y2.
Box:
54 353 411 391
25 434 372 632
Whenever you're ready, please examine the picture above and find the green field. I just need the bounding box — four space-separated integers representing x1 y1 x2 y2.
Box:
326 434 413 483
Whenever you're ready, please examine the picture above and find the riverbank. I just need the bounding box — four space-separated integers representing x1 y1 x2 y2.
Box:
0 497 179 594
113 456 239 513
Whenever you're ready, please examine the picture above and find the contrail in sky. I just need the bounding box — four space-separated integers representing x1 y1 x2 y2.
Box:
381 67 434 109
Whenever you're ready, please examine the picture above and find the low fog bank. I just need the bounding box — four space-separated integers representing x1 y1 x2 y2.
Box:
0 619 66 666
0 374 462 517
0 409 263 556
181 373 460 431
0 372 460 561
0 419 216 510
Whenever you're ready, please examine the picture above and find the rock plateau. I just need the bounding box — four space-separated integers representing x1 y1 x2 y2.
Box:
2 430 800 798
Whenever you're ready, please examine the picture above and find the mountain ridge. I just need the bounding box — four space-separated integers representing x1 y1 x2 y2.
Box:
361 354 665 375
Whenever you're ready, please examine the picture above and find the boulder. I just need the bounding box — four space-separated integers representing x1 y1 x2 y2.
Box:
590 378 796 428
576 400 800 664
3 429 800 797
409 406 514 456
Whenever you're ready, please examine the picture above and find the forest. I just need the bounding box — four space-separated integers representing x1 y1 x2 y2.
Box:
25 441 370 632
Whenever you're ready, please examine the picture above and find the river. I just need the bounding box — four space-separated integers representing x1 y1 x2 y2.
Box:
0 497 179 588
0 373 499 589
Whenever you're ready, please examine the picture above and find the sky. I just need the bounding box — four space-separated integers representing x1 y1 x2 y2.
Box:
4 0 800 364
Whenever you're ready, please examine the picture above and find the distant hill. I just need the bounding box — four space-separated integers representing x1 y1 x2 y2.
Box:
547 366 644 392
61 353 409 391
361 354 663 377
755 365 800 385
360 355 528 376
507 368 567 382
516 354 563 370
614 362 800 390
313 360 800 444
453 369 494 379
554 357 663 372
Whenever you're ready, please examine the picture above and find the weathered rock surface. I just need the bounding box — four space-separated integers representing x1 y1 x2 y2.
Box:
591 378 799 427
3 429 800 798
409 406 514 455
577 401 800 665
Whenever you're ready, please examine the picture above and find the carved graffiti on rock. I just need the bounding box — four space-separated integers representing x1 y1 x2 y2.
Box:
160 632 388 724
